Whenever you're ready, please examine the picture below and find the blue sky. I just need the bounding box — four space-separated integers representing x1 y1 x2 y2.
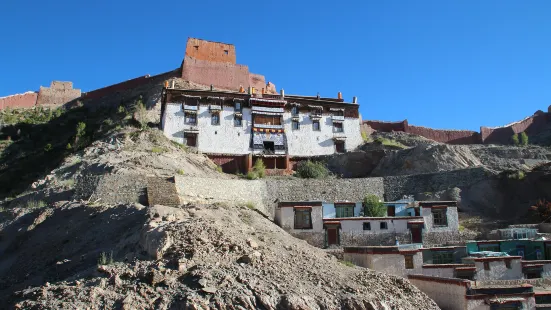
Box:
1 1 550 130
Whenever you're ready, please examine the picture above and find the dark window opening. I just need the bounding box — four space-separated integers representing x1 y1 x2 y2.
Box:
363 222 371 230
254 114 281 125
292 120 300 130
433 251 454 264
455 273 474 280
194 45 199 50
224 50 229 55
184 133 197 147
294 209 312 229
335 205 354 218
505 260 511 269
235 102 242 112
432 209 448 227
335 141 345 153
404 255 414 269
313 120 320 131
526 271 541 279
291 106 299 115
185 112 197 125
263 141 275 152
234 115 242 127
380 222 388 230
484 262 490 270
334 122 344 133
211 113 220 125
387 205 396 217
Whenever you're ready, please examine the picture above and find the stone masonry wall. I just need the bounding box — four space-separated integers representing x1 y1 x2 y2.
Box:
36 81 81 106
407 125 481 144
481 112 550 145
185 38 236 64
74 175 147 205
383 167 489 201
0 92 37 110
181 56 252 91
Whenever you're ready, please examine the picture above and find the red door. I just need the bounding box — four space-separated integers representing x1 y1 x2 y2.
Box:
327 229 338 245
411 228 422 243
387 205 396 217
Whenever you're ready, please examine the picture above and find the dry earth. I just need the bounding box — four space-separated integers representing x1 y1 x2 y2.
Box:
1 203 439 309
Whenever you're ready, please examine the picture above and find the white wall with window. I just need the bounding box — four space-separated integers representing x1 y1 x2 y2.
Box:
422 207 459 232
274 204 324 233
344 250 423 278
339 218 412 234
162 103 252 154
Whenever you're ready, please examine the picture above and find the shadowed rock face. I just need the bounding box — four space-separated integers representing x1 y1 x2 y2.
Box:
3 204 439 310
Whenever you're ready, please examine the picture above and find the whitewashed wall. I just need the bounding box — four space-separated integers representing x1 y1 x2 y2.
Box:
340 218 411 234
422 207 460 232
276 206 324 233
283 112 363 156
421 267 456 278
322 202 363 218
345 252 423 278
162 103 252 154
466 259 524 281
408 277 469 310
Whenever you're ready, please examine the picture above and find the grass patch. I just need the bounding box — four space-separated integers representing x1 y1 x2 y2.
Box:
177 169 185 175
339 260 355 267
98 251 114 265
245 201 255 210
374 137 407 149
151 147 166 154
215 165 223 173
60 179 75 188
171 140 188 151
25 200 46 209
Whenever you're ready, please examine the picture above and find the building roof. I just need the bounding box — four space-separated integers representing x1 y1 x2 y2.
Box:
278 201 323 207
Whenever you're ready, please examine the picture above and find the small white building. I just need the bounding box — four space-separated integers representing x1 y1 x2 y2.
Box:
343 246 423 278
274 200 460 248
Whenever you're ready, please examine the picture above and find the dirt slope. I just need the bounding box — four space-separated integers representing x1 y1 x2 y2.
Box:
2 203 439 309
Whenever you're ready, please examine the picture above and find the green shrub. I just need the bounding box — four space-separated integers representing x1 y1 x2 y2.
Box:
171 140 188 151
66 143 72 150
134 97 148 129
177 169 185 175
117 105 127 114
361 131 370 142
44 143 52 152
520 132 529 146
512 133 520 145
363 194 386 217
215 165 223 173
253 159 266 178
98 251 114 265
246 171 258 180
296 160 329 179
505 170 526 180
245 201 255 210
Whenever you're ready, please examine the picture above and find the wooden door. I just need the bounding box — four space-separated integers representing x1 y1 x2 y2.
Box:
327 229 338 246
387 205 396 217
411 227 422 243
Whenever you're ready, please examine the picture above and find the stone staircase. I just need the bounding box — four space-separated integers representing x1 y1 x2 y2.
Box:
146 176 180 207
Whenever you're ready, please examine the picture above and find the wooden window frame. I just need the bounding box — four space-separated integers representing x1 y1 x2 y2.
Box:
234 115 242 127
484 262 490 271
404 255 414 269
380 222 388 230
363 222 371 230
433 251 454 264
292 120 300 130
185 112 197 125
432 209 448 227
335 205 354 218
333 122 344 133
294 208 313 230
211 113 220 125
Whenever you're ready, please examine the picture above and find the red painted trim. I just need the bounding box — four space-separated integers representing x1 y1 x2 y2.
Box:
293 207 313 210
535 292 551 296
422 264 474 269
407 274 470 286
467 256 522 262
522 260 551 265
466 292 534 300
323 216 423 221
426 246 466 251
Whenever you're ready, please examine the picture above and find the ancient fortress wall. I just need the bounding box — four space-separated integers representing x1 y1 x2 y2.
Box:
36 81 81 106
407 125 481 144
185 38 236 64
181 56 251 93
0 92 38 110
365 107 551 145
481 112 550 145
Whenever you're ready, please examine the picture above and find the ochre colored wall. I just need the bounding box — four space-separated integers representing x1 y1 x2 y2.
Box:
185 38 236 64
36 81 81 106
481 113 550 145
363 120 408 132
407 125 481 144
181 56 251 91
0 92 38 110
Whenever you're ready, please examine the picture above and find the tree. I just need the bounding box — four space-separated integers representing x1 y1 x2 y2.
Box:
531 199 551 223
295 160 329 179
511 133 520 146
520 132 529 146
363 194 386 217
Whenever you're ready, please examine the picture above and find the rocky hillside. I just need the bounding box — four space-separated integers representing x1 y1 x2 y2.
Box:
1 203 438 309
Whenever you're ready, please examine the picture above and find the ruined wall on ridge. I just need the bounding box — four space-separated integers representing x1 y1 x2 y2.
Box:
363 120 408 132
407 125 481 144
36 81 81 106
0 92 37 110
185 38 236 64
481 112 550 145
181 56 251 91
